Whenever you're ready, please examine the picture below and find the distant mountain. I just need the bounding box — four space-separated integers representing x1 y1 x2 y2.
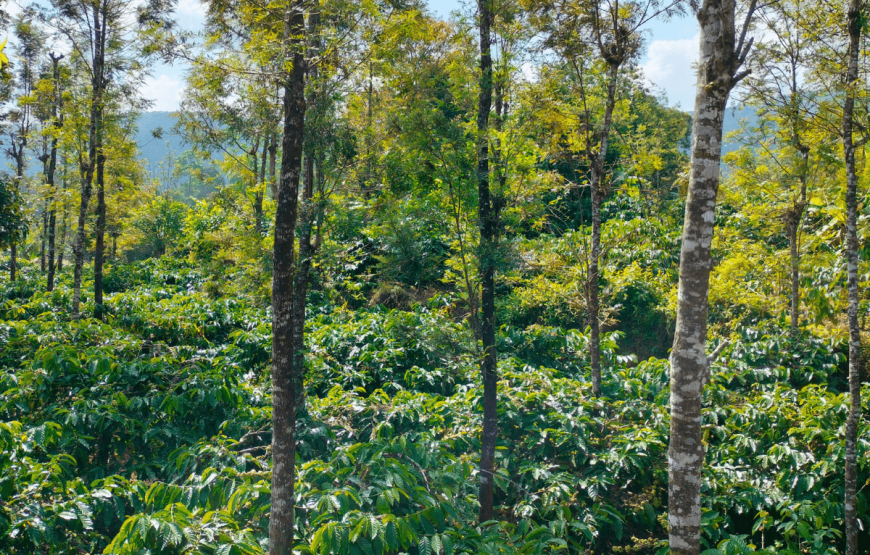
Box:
135 111 186 177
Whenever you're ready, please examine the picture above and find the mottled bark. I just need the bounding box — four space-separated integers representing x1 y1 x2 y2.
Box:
476 0 498 524
843 2 863 553
269 1 307 552
668 0 754 553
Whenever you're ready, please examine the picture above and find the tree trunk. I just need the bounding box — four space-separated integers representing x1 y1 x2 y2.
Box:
57 174 68 273
47 56 63 293
73 2 105 319
290 11 322 414
72 167 92 318
93 114 106 320
843 2 863 554
9 242 15 282
787 215 799 336
269 131 278 198
292 153 315 413
587 62 619 398
41 194 48 272
476 0 498 524
10 146 24 282
269 0 307 551
668 0 753 553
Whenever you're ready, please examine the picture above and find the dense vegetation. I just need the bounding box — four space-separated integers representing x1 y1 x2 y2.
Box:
0 0 869 554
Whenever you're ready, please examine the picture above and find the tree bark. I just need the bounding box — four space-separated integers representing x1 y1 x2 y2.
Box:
93 121 106 319
843 2 863 554
269 0 307 552
476 0 499 524
668 0 753 553
269 131 278 199
587 62 619 398
73 1 105 319
9 141 25 282
251 136 263 235
787 215 799 335
57 170 68 273
46 52 63 293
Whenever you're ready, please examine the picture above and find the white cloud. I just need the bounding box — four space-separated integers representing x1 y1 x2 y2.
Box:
177 0 207 17
142 74 185 112
640 33 699 110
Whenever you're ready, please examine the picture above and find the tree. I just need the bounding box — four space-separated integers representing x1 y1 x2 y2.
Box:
841 2 863 553
47 0 167 318
738 0 824 336
4 12 44 281
668 0 756 554
526 0 682 396
43 53 64 291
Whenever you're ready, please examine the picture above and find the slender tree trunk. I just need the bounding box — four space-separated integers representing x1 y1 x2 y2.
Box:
72 169 92 318
843 2 863 553
269 131 278 198
476 0 499 524
93 118 106 319
73 2 105 319
290 11 322 414
269 1 307 552
9 243 16 282
787 215 799 335
257 134 267 234
57 174 68 273
668 0 753 553
587 62 619 397
10 147 24 282
292 153 315 412
41 194 48 272
251 137 263 235
47 55 64 293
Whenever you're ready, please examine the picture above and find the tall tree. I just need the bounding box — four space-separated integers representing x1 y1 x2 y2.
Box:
4 13 43 281
668 0 756 553
527 0 681 396
48 0 167 318
475 0 500 523
268 0 308 550
842 1 863 553
741 0 821 336
44 53 64 292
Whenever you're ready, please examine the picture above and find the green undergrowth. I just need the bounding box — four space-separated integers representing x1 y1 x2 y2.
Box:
0 259 866 555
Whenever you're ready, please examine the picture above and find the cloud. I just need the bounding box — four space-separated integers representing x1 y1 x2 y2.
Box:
142 74 185 112
177 0 207 16
176 0 207 29
640 34 699 110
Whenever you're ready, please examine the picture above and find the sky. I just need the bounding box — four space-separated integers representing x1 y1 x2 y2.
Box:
142 0 700 112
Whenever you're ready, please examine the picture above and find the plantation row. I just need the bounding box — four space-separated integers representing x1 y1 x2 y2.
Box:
0 258 865 555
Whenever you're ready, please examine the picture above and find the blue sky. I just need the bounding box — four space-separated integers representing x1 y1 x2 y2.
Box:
144 0 700 112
